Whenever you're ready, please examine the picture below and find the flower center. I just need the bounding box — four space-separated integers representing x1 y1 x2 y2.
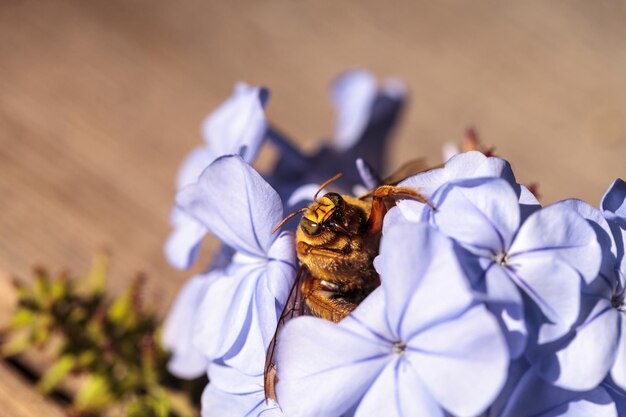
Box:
492 251 509 266
611 292 626 312
393 341 407 355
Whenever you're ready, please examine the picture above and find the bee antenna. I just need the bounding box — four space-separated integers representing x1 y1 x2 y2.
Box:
272 207 308 234
314 173 343 202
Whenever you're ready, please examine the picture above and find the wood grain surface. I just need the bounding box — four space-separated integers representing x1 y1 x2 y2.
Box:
1 3 626 408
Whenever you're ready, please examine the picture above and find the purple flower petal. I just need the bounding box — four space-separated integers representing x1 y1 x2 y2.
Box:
177 155 283 257
164 210 208 270
556 199 619 287
176 146 218 190
354 358 445 417
374 221 474 337
497 368 617 417
162 273 214 378
484 265 528 358
408 305 508 417
611 317 626 391
207 362 263 395
602 179 626 226
429 177 521 256
201 83 269 163
192 266 267 375
537 298 619 391
276 316 390 417
330 69 378 151
508 258 581 344
201 384 266 417
400 151 514 199
266 232 297 303
510 202 601 284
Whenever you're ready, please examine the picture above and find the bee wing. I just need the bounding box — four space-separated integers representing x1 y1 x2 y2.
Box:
358 157 437 200
381 157 434 186
264 264 309 401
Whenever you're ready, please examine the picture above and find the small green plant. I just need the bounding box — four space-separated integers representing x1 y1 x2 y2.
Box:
1 255 201 417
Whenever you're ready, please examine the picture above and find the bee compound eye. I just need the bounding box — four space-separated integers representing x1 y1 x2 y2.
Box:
301 218 321 235
324 192 344 206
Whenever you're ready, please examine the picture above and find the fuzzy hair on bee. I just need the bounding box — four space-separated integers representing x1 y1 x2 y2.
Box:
264 161 434 401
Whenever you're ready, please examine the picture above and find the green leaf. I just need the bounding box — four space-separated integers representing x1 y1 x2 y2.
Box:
37 355 76 393
74 374 114 412
9 308 36 328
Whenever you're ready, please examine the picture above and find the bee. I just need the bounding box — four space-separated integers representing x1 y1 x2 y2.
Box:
264 161 433 401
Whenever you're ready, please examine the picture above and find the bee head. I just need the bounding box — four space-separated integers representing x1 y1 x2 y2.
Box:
300 192 345 236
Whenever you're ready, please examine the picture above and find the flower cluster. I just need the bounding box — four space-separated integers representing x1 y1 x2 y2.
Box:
163 69 626 417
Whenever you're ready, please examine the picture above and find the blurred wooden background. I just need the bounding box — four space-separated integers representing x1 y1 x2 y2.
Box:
0 0 626 411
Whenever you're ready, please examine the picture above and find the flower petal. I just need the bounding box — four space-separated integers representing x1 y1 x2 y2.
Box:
374 221 474 338
193 266 265 373
510 201 601 284
507 258 581 344
536 298 619 391
557 199 619 288
498 368 617 417
276 316 391 417
400 151 514 199
176 146 218 190
611 316 626 391
163 273 214 378
602 179 626 226
201 83 269 164
330 69 378 151
354 358 444 417
429 177 521 256
408 305 508 417
177 155 283 257
266 232 297 303
201 384 266 417
207 361 263 395
483 265 528 358
164 210 208 270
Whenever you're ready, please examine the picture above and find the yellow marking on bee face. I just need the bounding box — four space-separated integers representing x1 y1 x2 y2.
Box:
313 197 336 223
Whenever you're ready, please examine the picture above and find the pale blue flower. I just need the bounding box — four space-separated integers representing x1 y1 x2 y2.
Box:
396 151 539 223
201 362 283 417
404 177 600 358
165 83 269 270
527 180 626 391
177 155 296 375
162 85 270 377
162 246 233 379
483 361 617 417
275 221 508 417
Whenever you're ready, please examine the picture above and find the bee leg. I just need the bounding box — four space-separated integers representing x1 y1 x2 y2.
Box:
301 278 356 323
367 185 435 235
